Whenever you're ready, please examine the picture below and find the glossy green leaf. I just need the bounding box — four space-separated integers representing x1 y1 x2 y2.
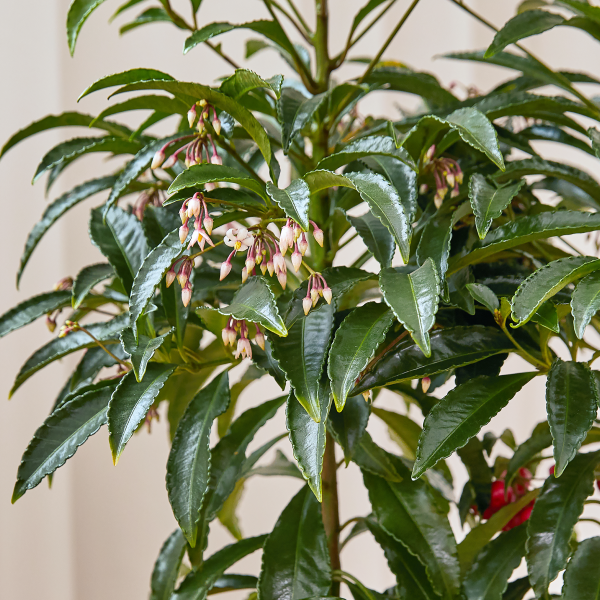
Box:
414 373 535 479
526 450 600 598
0 290 71 339
328 302 394 411
351 432 402 482
485 10 565 58
416 210 453 292
17 176 116 286
466 283 499 312
10 313 128 397
562 536 600 600
505 422 552 489
67 0 107 55
214 277 287 337
366 517 439 600
130 229 184 335
119 7 171 34
266 179 310 230
78 68 174 100
571 270 600 338
286 379 332 501
372 408 421 460
168 163 267 201
278 88 328 153
271 304 334 422
72 263 114 309
327 395 370 463
208 574 258 595
346 211 395 268
362 456 460 598
107 363 175 462
451 211 600 272
380 260 440 357
174 535 267 600
258 486 331 600
502 577 531 600
546 360 598 476
317 136 416 172
220 69 283 99
150 529 186 600
463 525 528 600
166 371 230 546
92 95 186 124
120 327 171 382
353 326 514 394
469 174 525 240
252 338 286 389
12 382 116 501
512 256 600 326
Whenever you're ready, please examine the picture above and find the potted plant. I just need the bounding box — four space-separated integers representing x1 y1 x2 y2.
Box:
2 0 600 597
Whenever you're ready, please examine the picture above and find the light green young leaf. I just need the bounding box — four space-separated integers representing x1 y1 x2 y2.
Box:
466 283 499 312
571 270 600 338
266 179 311 230
220 69 283 99
120 327 172 382
72 263 114 309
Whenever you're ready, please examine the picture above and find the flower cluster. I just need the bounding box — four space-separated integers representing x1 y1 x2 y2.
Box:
423 145 464 207
166 257 194 307
151 100 222 174
179 192 214 250
221 319 265 360
58 319 80 338
302 272 332 316
482 468 534 531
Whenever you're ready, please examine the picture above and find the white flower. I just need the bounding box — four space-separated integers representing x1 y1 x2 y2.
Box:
224 227 253 252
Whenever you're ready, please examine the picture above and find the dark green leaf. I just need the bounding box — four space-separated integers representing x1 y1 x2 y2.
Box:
167 371 230 546
468 174 525 240
118 7 172 34
252 338 286 389
328 302 394 411
380 260 440 357
266 179 310 230
79 68 174 101
526 450 600 597
278 88 328 153
512 256 600 326
466 283 499 312
347 211 395 268
502 577 531 600
416 210 453 290
414 373 535 479
271 304 334 422
485 10 565 58
327 395 370 463
0 290 71 339
209 574 258 594
67 0 107 55
505 421 552 489
107 363 175 462
258 486 331 600
562 536 600 600
220 69 283 99
372 408 421 460
150 529 186 600
72 263 114 309
463 526 528 600
92 95 186 123
352 432 402 482
571 270 600 338
12 382 116 501
120 327 171 382
70 346 126 392
546 359 598 476
286 379 332 501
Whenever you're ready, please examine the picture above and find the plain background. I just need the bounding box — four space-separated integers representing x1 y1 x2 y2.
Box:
1 0 600 598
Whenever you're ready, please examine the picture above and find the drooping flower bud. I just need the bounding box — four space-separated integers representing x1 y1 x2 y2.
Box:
151 149 166 170
303 297 312 316
310 221 324 247
162 153 179 170
323 286 332 304
266 259 274 276
203 215 213 236
241 266 249 283
46 315 57 332
419 183 429 195
291 248 302 273
187 104 197 128
254 326 265 350
181 283 192 307
166 266 176 288
246 254 256 273
298 233 308 255
422 377 431 393
179 224 189 244
187 194 201 218
277 269 287 290
425 144 436 162
310 287 319 306
220 252 235 281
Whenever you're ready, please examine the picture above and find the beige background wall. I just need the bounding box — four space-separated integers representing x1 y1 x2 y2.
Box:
1 1 599 598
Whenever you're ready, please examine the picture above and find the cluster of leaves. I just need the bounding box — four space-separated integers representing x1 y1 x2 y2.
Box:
2 0 600 598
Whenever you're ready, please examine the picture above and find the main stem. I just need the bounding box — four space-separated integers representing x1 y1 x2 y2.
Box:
322 432 341 595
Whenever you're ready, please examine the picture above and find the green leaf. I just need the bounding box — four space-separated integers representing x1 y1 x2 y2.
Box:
17 176 116 286
214 277 287 337
327 395 370 463
12 382 116 501
120 327 171 382
72 263 114 309
372 408 421 460
546 360 598 476
258 486 331 600
271 304 334 422
350 0 389 34
485 10 565 58
166 371 230 546
502 577 531 600
366 517 439 600
92 95 185 123
150 529 186 600
67 0 107 55
78 68 174 101
466 283 499 312
346 211 395 268
380 260 440 357
526 450 600 598
130 229 184 335
0 290 71 339
328 302 394 411
571 270 600 338
266 179 310 230
463 526 528 600
278 88 328 153
286 379 332 501
505 422 552 489
413 373 535 479
107 363 175 462
252 338 286 389
589 126 600 158
89 206 148 294
451 211 600 272
469 174 525 240
362 456 461 598
562 536 600 600
168 163 268 201
317 136 416 172
119 7 171 34
511 256 600 326
353 326 514 395
10 314 128 397
220 69 283 99
174 535 267 600
352 432 402 482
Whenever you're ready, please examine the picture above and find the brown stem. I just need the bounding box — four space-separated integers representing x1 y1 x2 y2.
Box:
322 431 341 595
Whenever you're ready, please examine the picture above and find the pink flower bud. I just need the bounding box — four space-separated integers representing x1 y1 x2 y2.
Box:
179 224 189 244
425 145 436 162
419 183 429 195
303 297 312 316
291 249 302 273
277 269 287 290
310 288 319 306
211 153 223 166
243 338 252 359
422 377 431 393
267 259 274 276
222 327 230 345
203 215 213 235
246 256 255 272
179 206 188 224
323 286 332 304
181 283 192 307
228 328 237 346
254 330 265 350
273 252 285 272
446 171 455 188
151 149 165 170
166 267 176 288
298 233 309 255
260 262 268 275
213 116 222 136
162 153 178 170
46 315 57 332
241 266 249 283
220 259 233 281
312 226 324 247
187 104 197 128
